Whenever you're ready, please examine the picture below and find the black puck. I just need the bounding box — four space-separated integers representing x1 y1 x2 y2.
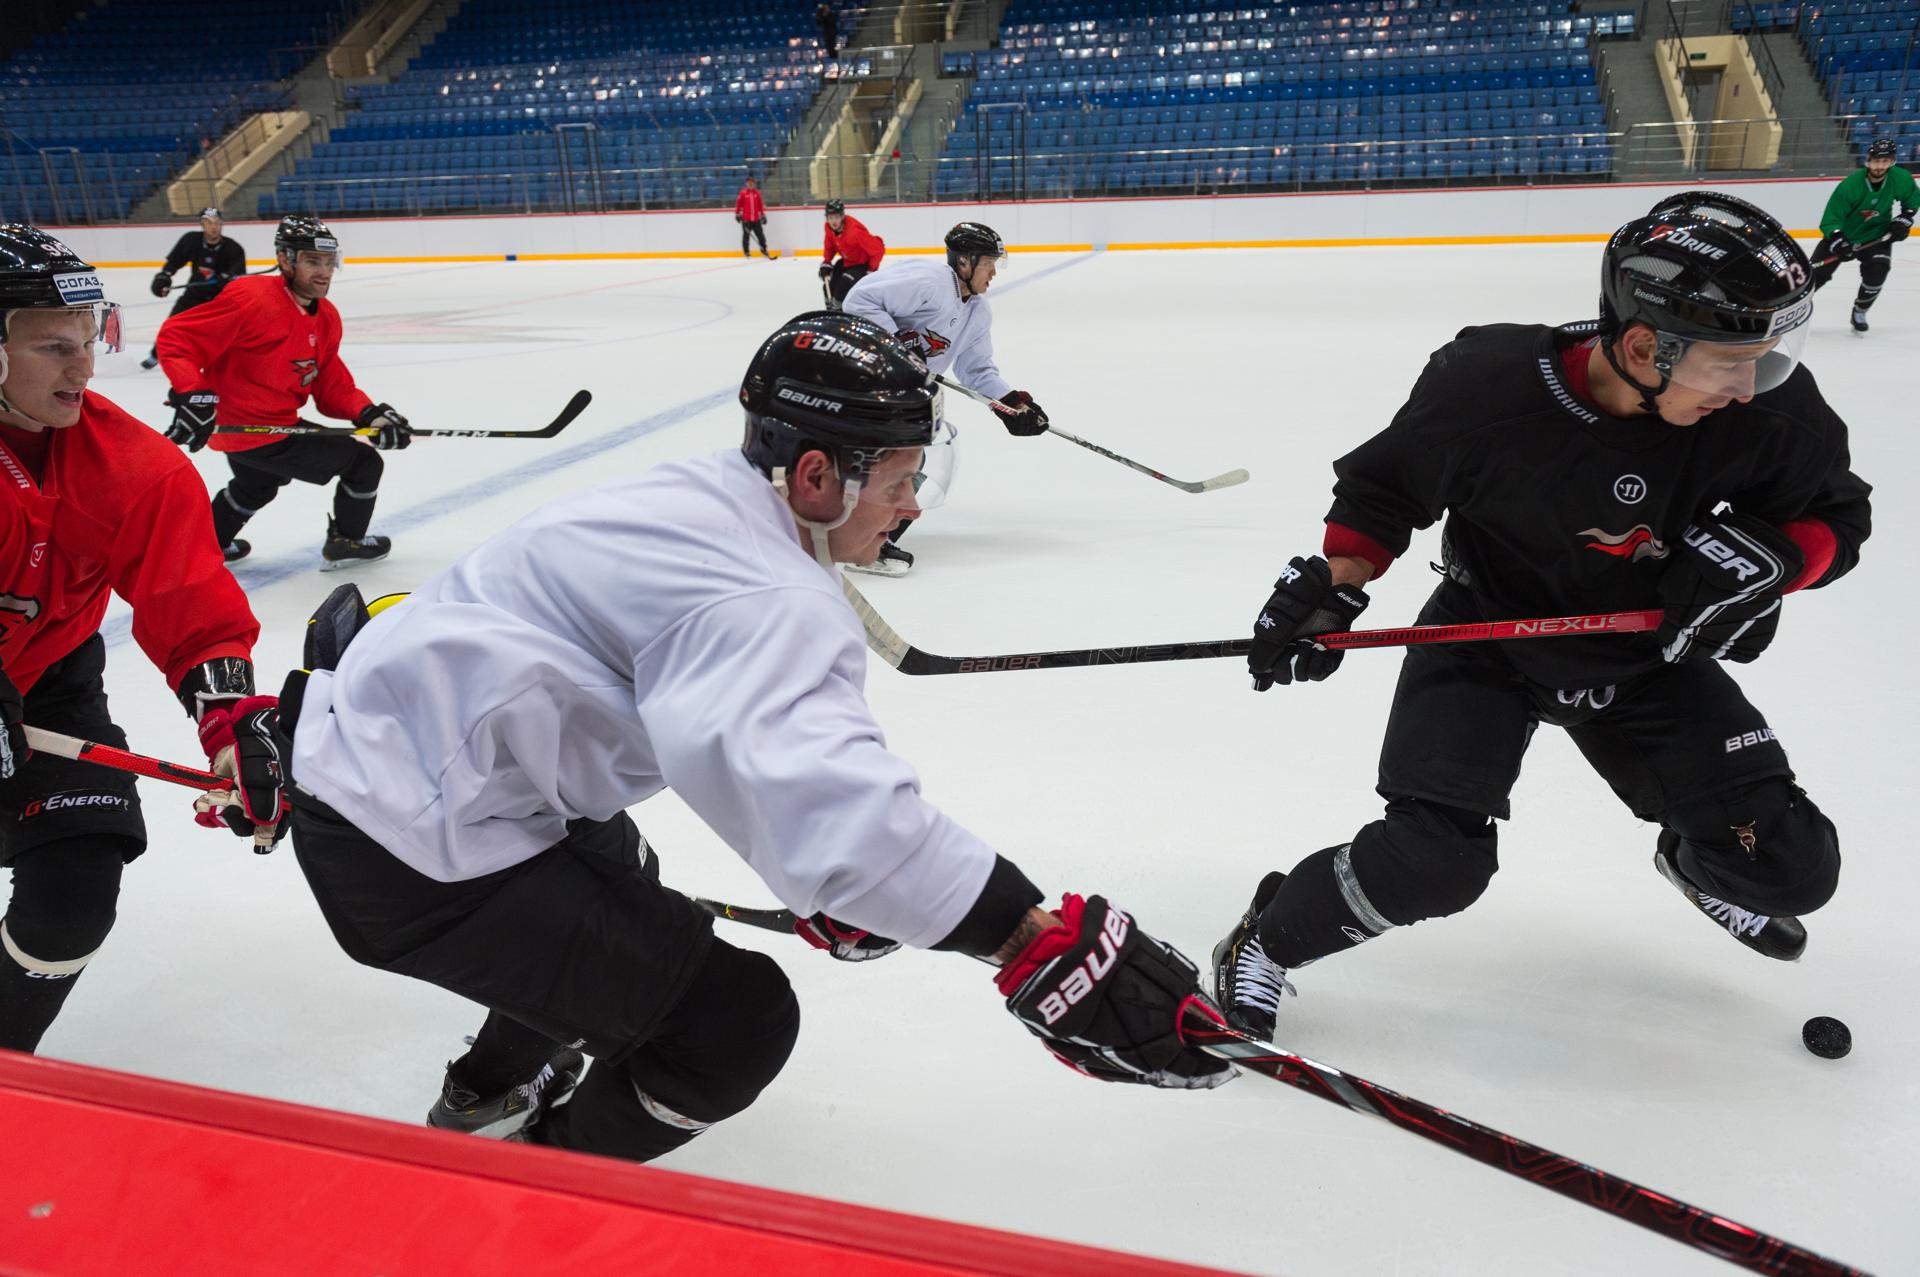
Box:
1801 1016 1851 1059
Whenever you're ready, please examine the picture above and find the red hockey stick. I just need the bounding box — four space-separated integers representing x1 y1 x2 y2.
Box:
23 726 236 807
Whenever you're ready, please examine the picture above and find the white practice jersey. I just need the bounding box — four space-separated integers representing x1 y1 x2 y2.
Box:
292 449 999 948
842 256 1010 401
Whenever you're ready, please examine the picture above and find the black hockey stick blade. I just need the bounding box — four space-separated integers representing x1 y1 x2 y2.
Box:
1182 1011 1869 1276
213 389 591 439
692 896 798 933
932 375 1248 494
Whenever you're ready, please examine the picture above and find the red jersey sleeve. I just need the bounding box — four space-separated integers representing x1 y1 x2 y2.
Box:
823 226 838 262
310 308 373 423
864 226 886 268
154 283 265 393
112 464 259 689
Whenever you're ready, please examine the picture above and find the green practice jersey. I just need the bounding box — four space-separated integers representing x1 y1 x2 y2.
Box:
1820 165 1919 245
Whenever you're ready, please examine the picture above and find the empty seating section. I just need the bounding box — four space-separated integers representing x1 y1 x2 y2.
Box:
1797 1 1920 161
267 0 849 217
0 0 350 222
935 0 1615 199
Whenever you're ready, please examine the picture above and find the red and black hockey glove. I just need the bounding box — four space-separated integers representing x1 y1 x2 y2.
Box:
998 895 1235 1090
997 390 1049 437
355 402 412 451
1657 513 1803 665
795 912 901 962
1248 554 1370 690
0 658 26 781
165 389 218 452
179 659 287 851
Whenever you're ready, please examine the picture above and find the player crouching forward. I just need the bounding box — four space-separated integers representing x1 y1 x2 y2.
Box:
156 215 411 567
283 310 1230 1157
840 222 1048 577
0 226 282 1054
1211 192 1871 1041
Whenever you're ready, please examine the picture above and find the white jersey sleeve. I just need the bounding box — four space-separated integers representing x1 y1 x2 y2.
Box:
635 585 996 948
947 296 1009 401
840 268 912 334
843 259 1012 401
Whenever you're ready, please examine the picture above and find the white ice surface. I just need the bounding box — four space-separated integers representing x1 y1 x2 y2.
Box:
29 244 1916 1276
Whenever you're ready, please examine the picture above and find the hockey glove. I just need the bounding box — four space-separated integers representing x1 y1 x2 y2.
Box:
999 895 1235 1090
1248 554 1370 690
1656 512 1804 665
795 912 902 962
149 271 173 298
355 402 412 451
818 262 835 280
1832 238 1858 261
998 390 1049 437
0 659 25 781
165 389 218 452
1890 215 1913 243
179 659 286 850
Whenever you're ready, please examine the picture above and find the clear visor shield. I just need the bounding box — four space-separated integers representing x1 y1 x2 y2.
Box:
848 418 959 512
1659 301 1812 400
958 247 1009 282
0 303 122 356
286 248 343 273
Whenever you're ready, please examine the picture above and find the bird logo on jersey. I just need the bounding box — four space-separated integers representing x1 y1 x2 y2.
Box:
291 358 319 388
1580 525 1669 563
893 327 951 359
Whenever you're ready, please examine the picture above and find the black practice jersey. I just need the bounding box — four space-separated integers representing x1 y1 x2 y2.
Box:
1327 322 1872 689
161 231 246 292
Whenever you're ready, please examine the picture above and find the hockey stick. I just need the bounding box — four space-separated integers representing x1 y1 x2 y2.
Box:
1179 1011 1864 1276
694 895 1863 1274
1812 231 1894 269
934 375 1250 494
213 388 591 439
23 725 237 809
841 575 1661 676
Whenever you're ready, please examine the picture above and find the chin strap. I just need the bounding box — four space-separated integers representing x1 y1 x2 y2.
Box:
1599 331 1672 415
773 466 862 572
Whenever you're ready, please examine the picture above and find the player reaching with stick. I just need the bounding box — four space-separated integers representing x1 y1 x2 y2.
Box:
0 226 285 1055
818 199 884 309
282 311 1231 1153
157 215 412 567
1810 137 1916 334
1210 193 1872 1040
839 221 1048 576
139 207 245 371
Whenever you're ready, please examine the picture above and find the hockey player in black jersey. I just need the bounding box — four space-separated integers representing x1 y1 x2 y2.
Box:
139 207 245 370
1212 192 1871 1039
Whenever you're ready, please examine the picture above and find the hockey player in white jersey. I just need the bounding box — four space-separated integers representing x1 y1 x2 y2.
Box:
840 221 1048 576
282 311 1231 1160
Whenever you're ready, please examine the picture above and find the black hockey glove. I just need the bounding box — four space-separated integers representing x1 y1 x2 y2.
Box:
1248 554 1370 690
180 659 287 851
165 389 218 452
818 262 835 279
1890 215 1913 243
998 390 1049 436
0 658 25 781
149 271 173 298
795 912 902 961
1831 238 1858 261
997 895 1234 1089
1656 512 1804 665
356 402 412 451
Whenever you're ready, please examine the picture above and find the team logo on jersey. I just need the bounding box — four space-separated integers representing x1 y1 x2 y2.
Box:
1612 474 1647 504
1580 525 1669 562
0 593 40 622
291 357 318 387
895 327 951 358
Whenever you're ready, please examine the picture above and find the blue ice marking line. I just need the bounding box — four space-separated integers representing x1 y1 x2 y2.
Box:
100 249 1100 648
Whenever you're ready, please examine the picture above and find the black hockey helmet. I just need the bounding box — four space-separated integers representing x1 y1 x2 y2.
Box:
1868 137 1897 161
741 309 941 472
824 198 845 217
199 206 223 222
0 223 121 351
1598 192 1813 406
945 221 1005 273
274 214 338 257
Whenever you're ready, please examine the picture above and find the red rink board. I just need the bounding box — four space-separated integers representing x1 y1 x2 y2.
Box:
0 1051 1254 1277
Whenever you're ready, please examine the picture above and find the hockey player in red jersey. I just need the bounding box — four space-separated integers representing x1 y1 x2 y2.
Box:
0 225 284 1054
156 215 412 567
819 199 885 308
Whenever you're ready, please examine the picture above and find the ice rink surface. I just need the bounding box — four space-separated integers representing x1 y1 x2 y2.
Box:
44 240 1918 1275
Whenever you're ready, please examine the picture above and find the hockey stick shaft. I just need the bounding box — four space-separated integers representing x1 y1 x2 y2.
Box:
1813 231 1893 268
933 375 1249 493
691 896 798 932
213 388 591 439
23 726 236 805
842 576 1660 675
1180 1013 1866 1276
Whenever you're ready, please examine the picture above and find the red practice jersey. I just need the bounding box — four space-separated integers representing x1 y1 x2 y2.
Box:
824 216 885 269
735 187 767 222
156 273 373 454
0 392 258 696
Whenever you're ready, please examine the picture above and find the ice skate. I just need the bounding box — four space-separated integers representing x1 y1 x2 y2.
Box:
222 539 250 563
426 1045 586 1139
140 353 160 370
846 541 912 578
1210 871 1295 1040
1850 307 1869 333
1654 832 1806 961
321 516 391 570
